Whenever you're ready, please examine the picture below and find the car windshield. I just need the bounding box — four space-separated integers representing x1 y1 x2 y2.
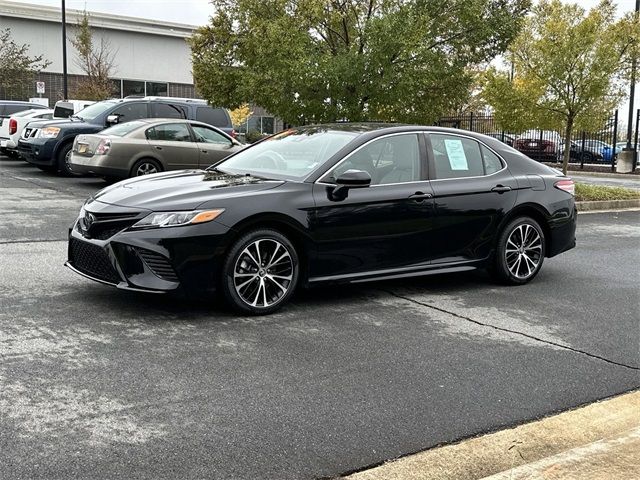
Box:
72 100 117 121
100 120 147 137
214 127 359 180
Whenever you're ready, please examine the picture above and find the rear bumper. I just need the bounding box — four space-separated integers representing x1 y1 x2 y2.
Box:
69 153 129 177
548 204 577 257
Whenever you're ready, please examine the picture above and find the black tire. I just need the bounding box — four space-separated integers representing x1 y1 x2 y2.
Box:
581 152 594 163
491 216 545 285
56 142 76 176
221 229 299 315
130 158 162 178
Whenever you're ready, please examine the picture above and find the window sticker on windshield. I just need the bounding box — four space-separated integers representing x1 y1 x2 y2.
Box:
444 139 468 170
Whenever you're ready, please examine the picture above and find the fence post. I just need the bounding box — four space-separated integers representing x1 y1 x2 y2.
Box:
539 130 543 162
611 109 618 172
634 109 639 171
580 131 586 170
469 112 474 132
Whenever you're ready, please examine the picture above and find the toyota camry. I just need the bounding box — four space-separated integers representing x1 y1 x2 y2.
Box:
66 124 577 314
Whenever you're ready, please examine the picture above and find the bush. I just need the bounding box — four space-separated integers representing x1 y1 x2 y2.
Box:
575 183 640 201
245 130 266 144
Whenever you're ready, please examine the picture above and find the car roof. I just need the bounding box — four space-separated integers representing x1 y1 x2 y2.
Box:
294 123 515 144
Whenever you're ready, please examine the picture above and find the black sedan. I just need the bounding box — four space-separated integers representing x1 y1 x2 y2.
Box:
66 124 577 314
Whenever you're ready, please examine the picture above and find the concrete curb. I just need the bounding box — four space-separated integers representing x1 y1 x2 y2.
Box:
344 391 640 480
576 199 640 212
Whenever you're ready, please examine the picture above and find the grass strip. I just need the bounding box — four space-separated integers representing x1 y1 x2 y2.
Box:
575 183 640 202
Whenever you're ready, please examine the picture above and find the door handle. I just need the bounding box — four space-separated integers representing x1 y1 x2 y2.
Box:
154 146 162 150
409 192 433 200
201 150 208 154
491 185 512 193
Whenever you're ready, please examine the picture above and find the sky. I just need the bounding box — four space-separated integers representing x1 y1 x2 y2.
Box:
13 0 638 27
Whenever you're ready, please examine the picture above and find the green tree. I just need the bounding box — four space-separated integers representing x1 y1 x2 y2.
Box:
71 11 117 100
0 29 50 99
483 0 635 174
190 0 530 125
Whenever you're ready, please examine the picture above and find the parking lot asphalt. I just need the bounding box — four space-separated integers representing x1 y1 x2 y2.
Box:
1 156 639 480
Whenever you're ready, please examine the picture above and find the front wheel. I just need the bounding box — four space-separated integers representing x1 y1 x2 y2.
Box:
57 143 77 176
221 229 299 315
491 217 545 285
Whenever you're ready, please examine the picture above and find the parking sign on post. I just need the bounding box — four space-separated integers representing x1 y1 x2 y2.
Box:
36 81 45 95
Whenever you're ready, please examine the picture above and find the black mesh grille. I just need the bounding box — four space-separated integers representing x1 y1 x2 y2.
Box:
69 238 121 284
136 248 179 282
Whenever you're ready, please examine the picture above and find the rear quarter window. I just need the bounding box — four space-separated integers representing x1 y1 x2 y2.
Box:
196 107 230 127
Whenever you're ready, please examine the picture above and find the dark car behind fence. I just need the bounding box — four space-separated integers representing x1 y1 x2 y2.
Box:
436 109 639 172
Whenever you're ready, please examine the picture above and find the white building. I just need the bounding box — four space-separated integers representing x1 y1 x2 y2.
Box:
0 0 199 102
0 0 282 134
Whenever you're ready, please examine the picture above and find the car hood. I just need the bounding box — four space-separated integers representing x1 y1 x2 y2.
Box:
25 118 74 129
91 169 285 211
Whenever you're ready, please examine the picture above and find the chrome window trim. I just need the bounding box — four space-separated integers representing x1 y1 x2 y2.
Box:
426 131 508 181
313 131 425 186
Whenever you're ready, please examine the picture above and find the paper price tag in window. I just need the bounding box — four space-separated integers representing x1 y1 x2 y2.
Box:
444 139 468 170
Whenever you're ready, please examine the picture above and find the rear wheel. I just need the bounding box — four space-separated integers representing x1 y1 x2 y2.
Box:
491 217 545 285
130 158 162 177
221 229 299 315
581 152 594 163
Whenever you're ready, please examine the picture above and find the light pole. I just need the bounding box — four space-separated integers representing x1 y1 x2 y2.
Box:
624 0 639 150
618 0 639 172
62 0 68 100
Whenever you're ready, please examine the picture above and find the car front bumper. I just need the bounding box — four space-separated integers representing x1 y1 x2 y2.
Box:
18 138 57 166
66 210 234 295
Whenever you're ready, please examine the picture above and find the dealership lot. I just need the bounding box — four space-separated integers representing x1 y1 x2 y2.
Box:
1 156 638 479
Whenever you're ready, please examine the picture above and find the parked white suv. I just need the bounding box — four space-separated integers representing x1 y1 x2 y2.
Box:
0 108 55 156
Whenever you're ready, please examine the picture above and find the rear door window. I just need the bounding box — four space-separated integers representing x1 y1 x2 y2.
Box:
191 125 230 144
429 134 485 179
196 107 229 127
146 123 193 142
110 103 149 123
153 103 187 119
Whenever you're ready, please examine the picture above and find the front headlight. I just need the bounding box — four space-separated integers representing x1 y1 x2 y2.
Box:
131 209 225 229
38 127 61 138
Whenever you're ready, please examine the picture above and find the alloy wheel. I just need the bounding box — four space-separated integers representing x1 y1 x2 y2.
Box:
233 239 293 308
136 162 158 176
504 223 543 279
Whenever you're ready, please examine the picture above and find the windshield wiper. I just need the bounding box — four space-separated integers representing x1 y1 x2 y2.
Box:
70 115 83 121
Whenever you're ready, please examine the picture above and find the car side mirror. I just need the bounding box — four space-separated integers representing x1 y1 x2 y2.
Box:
329 169 371 201
106 114 119 125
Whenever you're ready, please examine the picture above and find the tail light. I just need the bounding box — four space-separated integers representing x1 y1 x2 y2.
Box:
95 138 111 155
230 129 238 139
9 118 17 135
554 179 575 196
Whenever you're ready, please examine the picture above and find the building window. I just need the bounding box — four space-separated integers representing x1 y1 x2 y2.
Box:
261 116 274 135
146 82 168 97
110 79 122 98
122 80 145 97
240 116 275 135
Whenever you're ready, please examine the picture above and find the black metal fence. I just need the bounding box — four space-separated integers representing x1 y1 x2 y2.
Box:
435 110 639 171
